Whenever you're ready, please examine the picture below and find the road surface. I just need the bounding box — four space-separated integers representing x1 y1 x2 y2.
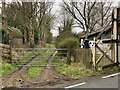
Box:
64 72 120 89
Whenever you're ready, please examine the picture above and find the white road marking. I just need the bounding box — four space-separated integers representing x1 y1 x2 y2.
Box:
102 72 120 79
64 82 86 89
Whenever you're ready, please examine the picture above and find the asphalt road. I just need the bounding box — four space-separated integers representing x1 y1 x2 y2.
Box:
64 72 120 89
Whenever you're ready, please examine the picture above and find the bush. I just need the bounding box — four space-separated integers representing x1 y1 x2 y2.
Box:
57 37 79 65
58 37 79 49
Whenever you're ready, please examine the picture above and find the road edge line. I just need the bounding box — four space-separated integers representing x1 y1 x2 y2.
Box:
102 72 120 79
64 82 86 89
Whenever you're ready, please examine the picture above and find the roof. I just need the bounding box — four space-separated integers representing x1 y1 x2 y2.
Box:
80 26 112 39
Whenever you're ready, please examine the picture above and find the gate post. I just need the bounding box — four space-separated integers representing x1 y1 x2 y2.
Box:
117 8 120 64
113 8 118 63
92 37 96 68
9 36 12 63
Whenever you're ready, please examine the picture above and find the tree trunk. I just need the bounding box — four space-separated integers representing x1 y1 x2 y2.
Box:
41 34 46 48
22 29 27 47
29 20 35 48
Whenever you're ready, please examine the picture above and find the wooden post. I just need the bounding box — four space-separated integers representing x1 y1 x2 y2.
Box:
81 39 84 48
113 8 118 63
0 44 2 61
117 8 120 64
92 37 96 67
9 37 12 63
111 43 115 62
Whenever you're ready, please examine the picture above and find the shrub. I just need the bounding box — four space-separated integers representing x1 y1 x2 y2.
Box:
57 37 79 65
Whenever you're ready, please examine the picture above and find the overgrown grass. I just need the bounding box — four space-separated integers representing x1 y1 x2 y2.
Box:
26 48 55 78
1 49 42 77
17 43 55 66
20 44 55 78
55 62 119 79
16 49 46 66
55 62 93 79
1 60 18 77
27 67 44 78
54 54 119 79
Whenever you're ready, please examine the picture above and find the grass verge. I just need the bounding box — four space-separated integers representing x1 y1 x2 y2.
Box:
1 60 18 77
26 48 55 78
54 54 119 79
55 63 119 79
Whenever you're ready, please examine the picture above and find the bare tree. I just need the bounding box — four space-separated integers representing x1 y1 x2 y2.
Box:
37 2 55 47
62 1 113 39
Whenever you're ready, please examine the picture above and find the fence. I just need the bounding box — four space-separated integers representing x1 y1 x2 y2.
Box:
74 48 92 69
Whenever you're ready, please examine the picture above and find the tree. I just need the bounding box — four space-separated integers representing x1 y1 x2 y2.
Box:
56 14 79 64
2 2 22 44
55 16 74 47
63 1 113 39
3 1 54 48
